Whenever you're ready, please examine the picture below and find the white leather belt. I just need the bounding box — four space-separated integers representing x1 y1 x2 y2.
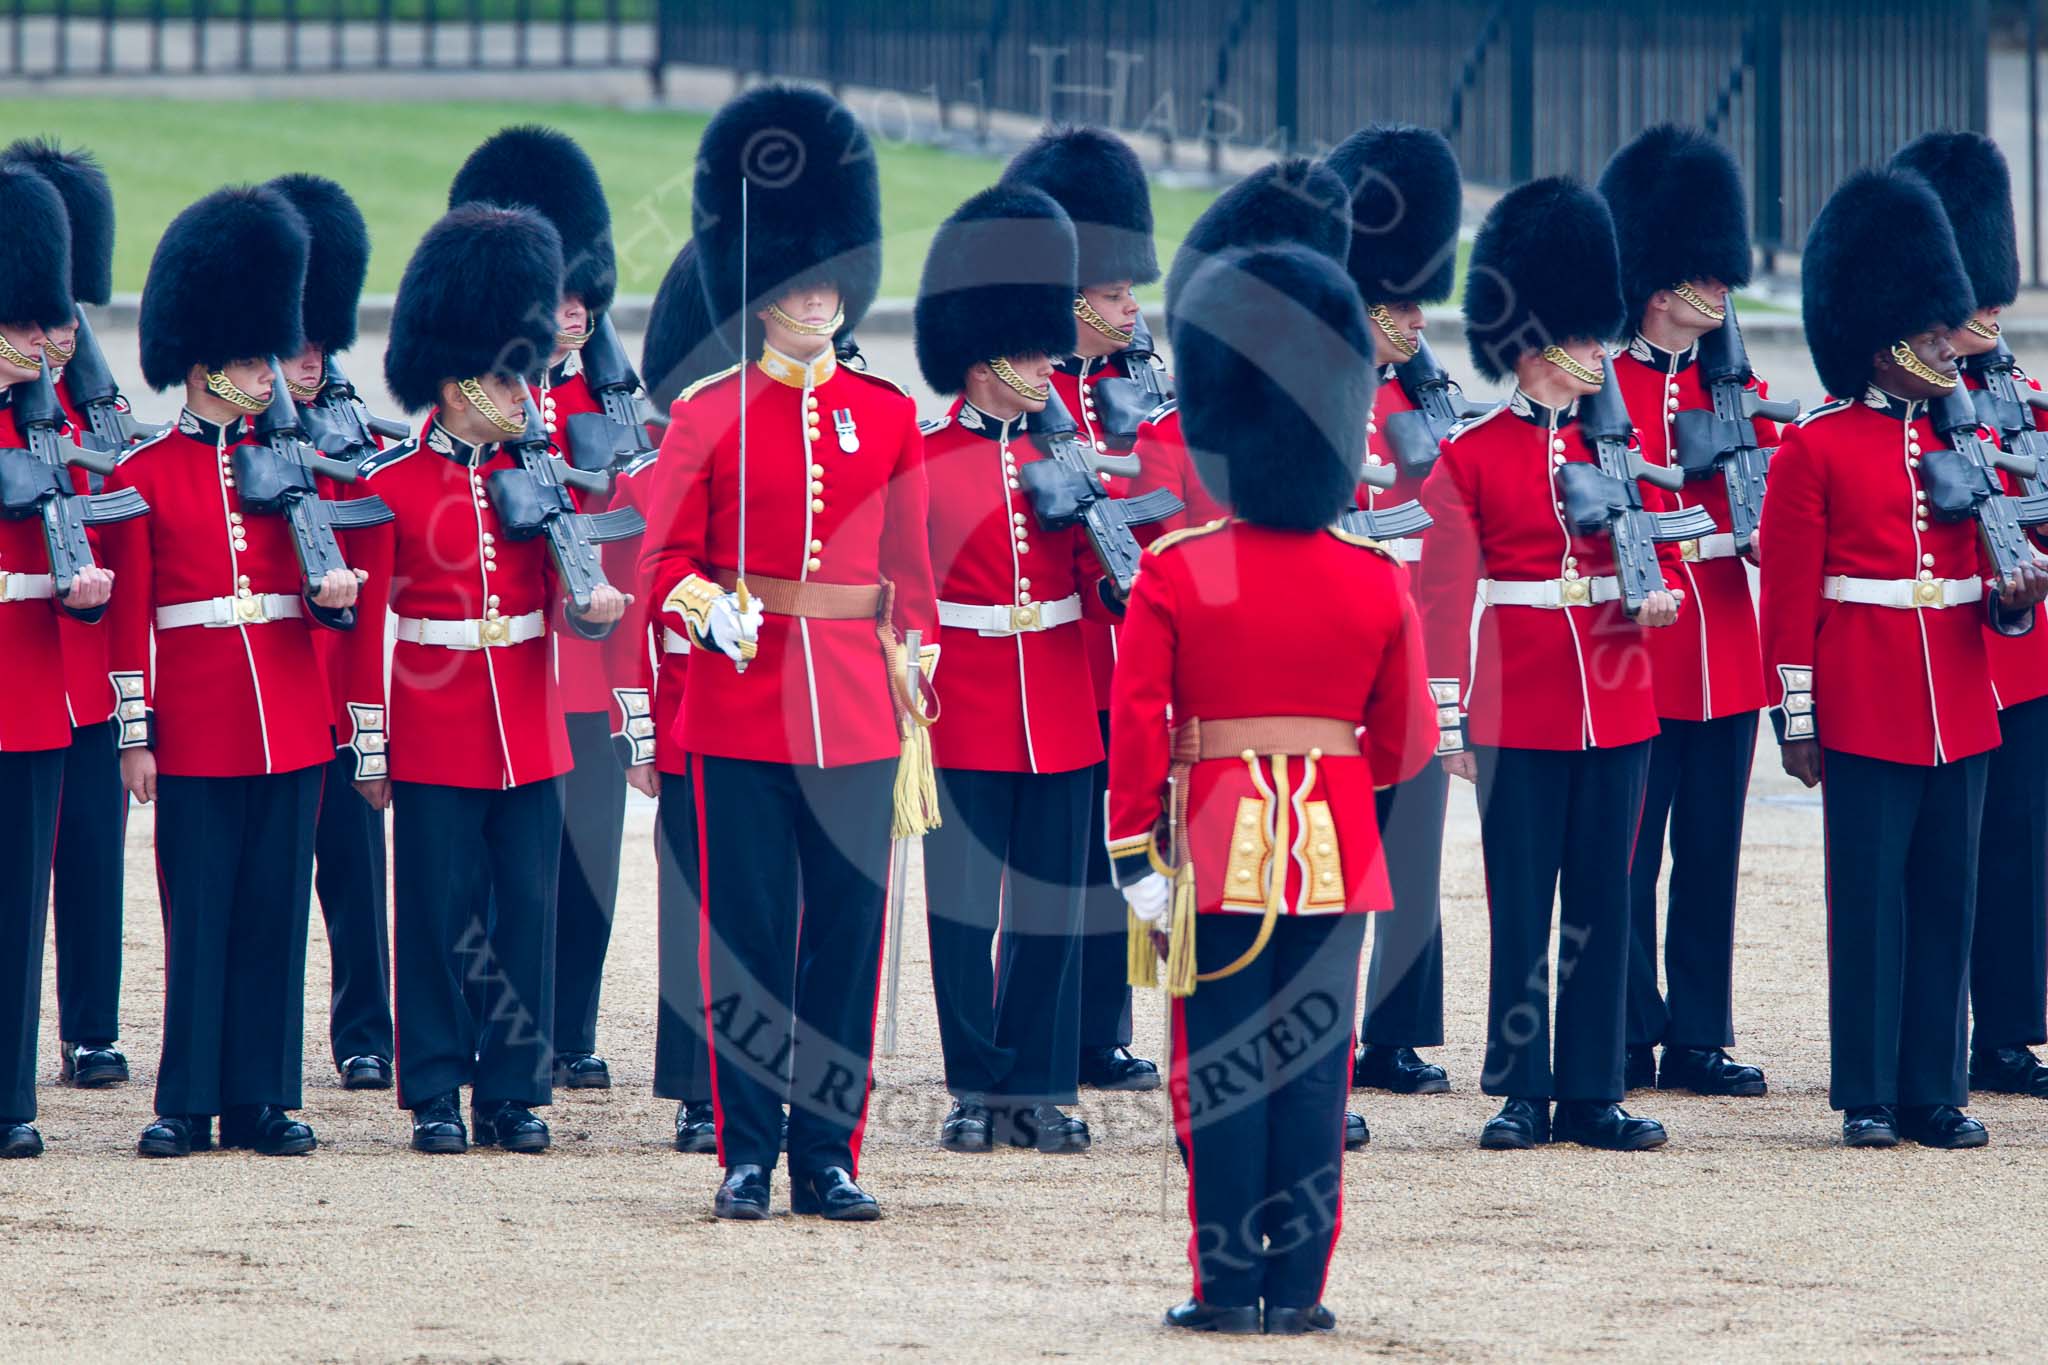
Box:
662 627 692 655
396 609 546 650
1383 538 1423 563
0 572 54 603
1480 576 1622 608
1679 533 1738 562
938 592 1083 636
156 593 302 629
1823 575 1983 610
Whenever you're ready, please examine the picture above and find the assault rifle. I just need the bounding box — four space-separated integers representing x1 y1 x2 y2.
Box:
62 313 165 459
0 360 149 607
1019 382 1184 597
1085 313 1177 450
1669 300 1800 554
1556 365 1717 617
300 354 410 463
1922 386 2048 587
488 394 646 614
1965 339 2048 496
1380 333 1490 481
1339 458 1433 540
563 313 659 479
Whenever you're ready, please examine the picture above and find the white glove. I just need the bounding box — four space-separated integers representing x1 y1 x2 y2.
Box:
1122 870 1172 927
705 591 764 663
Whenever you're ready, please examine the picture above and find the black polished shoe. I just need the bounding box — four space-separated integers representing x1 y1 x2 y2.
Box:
674 1100 718 1154
1552 1101 1668 1151
138 1114 211 1158
1001 1102 1091 1153
553 1052 612 1090
1659 1046 1767 1097
1479 1098 1549 1150
1163 1298 1261 1334
940 1101 993 1153
409 1092 468 1154
0 1121 43 1158
471 1101 551 1153
1969 1045 2048 1097
338 1054 393 1091
1624 1046 1658 1091
1352 1044 1450 1095
1079 1045 1162 1092
1343 1110 1370 1151
791 1165 882 1221
220 1105 317 1156
1264 1303 1337 1335
1842 1105 1900 1148
1898 1104 1989 1149
59 1041 129 1088
713 1163 771 1220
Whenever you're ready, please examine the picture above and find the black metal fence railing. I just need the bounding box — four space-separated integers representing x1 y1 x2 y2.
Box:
653 0 1991 258
2 0 654 76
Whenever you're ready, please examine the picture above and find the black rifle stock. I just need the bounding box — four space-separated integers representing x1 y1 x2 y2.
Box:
1966 339 2048 497
301 354 409 463
1922 387 2048 586
0 360 149 605
574 313 658 472
1085 314 1177 450
62 313 165 458
1667 300 1800 554
1018 383 1183 597
1380 333 1490 481
487 395 645 614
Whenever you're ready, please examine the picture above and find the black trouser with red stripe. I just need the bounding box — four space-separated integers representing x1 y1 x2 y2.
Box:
698 755 893 1176
652 761 711 1103
52 720 125 1048
0 748 63 1123
1174 911 1364 1311
925 764 1089 1106
1474 742 1649 1102
1971 694 2048 1052
1361 756 1447 1048
1078 712 1135 1053
1625 711 1759 1050
1822 747 1984 1111
313 745 394 1066
154 767 322 1117
392 776 562 1110
553 711 627 1059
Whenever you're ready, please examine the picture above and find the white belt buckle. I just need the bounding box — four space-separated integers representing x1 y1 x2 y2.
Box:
1008 602 1042 633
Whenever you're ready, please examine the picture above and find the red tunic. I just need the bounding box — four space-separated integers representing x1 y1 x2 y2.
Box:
641 349 937 769
1759 390 2011 766
0 399 76 752
1106 520 1436 914
100 410 333 778
1128 404 1227 537
922 397 1106 775
1050 356 1129 713
46 376 115 730
1415 393 1685 752
1961 367 2048 710
1613 337 1771 721
533 360 616 718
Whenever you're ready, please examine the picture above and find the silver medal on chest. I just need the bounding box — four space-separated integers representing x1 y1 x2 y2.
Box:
834 408 859 453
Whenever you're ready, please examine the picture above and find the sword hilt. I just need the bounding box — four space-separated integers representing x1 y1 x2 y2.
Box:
732 577 758 672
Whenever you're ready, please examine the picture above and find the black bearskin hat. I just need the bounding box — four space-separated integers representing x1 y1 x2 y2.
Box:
1321 123 1462 307
1598 124 1752 325
139 184 306 391
383 203 564 413
265 173 370 355
449 125 616 318
693 84 883 354
1802 167 1975 403
1891 131 2019 312
0 166 72 331
1170 244 1375 530
641 239 727 412
1001 125 1159 287
3 139 112 310
1463 176 1624 383
914 185 1077 396
1163 157 1351 334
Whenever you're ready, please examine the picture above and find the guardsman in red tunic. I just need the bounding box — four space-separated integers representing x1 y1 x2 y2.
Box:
106 186 355 1159
353 204 627 1155
1325 123 1467 1098
1761 168 2048 1148
912 184 1104 1155
1897 132 2048 1099
642 86 937 1222
5 138 131 1092
1598 126 1774 1098
451 126 631 1093
1109 245 1435 1335
0 166 114 1159
1002 126 1166 1093
1418 178 1682 1152
264 171 397 1095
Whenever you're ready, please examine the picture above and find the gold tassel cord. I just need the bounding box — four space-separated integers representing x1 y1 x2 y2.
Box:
1163 863 1200 997
1128 906 1158 989
892 717 941 839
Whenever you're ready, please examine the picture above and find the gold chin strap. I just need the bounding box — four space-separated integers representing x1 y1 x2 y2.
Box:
764 301 845 338
1541 344 1604 386
1368 304 1420 359
988 356 1051 403
457 377 528 434
555 326 591 350
0 333 40 371
1672 282 1727 323
284 372 323 401
1074 293 1134 347
205 369 269 413
1966 317 2003 340
43 335 75 365
1890 341 1959 390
